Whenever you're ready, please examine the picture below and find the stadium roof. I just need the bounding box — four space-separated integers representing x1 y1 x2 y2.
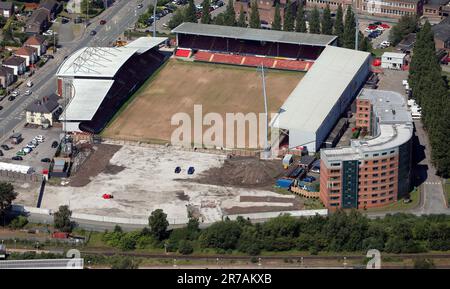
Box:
62 79 114 121
172 23 337 46
56 37 167 78
272 46 370 133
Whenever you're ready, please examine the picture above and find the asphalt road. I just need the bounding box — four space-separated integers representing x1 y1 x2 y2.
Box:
0 0 153 143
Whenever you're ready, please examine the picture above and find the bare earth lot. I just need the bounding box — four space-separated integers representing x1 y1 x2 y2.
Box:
103 60 303 147
42 145 302 223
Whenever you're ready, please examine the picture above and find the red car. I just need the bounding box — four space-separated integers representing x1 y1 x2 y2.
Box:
368 25 377 30
380 23 390 29
100 19 107 25
102 194 114 199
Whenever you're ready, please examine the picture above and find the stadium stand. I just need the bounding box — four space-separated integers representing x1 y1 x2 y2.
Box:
175 48 191 58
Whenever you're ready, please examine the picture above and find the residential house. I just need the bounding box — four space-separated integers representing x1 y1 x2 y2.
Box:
0 1 14 18
432 16 450 51
26 94 60 127
14 46 38 67
25 9 49 35
24 35 48 57
39 0 61 21
0 66 15 88
2 56 27 75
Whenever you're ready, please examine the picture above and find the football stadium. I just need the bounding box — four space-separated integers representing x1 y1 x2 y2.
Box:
60 23 371 153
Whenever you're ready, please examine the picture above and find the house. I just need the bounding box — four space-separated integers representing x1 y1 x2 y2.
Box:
26 94 60 127
24 35 48 57
25 8 49 35
14 46 38 67
0 1 14 18
423 0 450 23
39 0 61 21
0 66 15 88
432 17 450 52
356 0 425 19
381 52 407 70
2 56 27 75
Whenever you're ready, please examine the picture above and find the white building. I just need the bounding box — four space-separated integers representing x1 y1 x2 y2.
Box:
381 52 406 70
271 46 371 153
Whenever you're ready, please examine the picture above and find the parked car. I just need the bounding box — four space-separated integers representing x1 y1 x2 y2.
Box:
380 23 390 29
24 90 32 96
90 30 97 36
22 147 32 154
12 156 23 161
1 145 10 150
187 167 195 175
137 3 144 9
16 150 26 156
35 135 45 143
41 158 51 163
102 194 114 199
51 141 59 148
380 41 391 48
8 95 15 101
27 80 33 87
174 166 181 173
100 19 107 25
27 143 37 149
303 176 316 183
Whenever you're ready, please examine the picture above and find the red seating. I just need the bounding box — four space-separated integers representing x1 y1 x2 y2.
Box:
275 59 313 71
242 56 276 68
211 53 243 65
175 48 191 58
195 51 213 61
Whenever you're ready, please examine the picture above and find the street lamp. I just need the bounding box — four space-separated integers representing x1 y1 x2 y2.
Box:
257 64 271 159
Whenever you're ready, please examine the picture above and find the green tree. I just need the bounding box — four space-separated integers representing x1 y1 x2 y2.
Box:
199 220 242 249
148 209 169 241
249 0 260 29
358 31 372 52
53 205 73 233
111 256 139 269
0 182 16 224
342 5 356 49
237 5 247 27
214 12 226 25
334 4 344 46
201 0 212 24
321 4 333 35
283 1 294 31
168 7 185 29
185 0 198 23
178 240 194 254
295 2 307 33
272 3 282 31
309 6 321 34
389 14 418 45
224 0 237 26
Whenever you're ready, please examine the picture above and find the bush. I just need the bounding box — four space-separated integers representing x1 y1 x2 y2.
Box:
9 216 28 229
178 240 194 255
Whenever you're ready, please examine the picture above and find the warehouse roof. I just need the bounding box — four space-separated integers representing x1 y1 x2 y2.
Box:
272 46 371 133
56 37 167 78
61 79 114 121
0 162 33 174
172 23 337 46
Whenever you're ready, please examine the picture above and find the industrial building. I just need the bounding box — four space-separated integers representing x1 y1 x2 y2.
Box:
271 45 371 153
381 52 407 70
56 37 168 134
320 89 414 210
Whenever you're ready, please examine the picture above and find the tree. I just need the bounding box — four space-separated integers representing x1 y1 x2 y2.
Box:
295 2 307 33
237 5 246 27
272 3 282 31
358 31 372 52
111 256 139 269
168 7 185 29
321 4 333 35
53 205 73 233
283 1 294 31
185 0 198 23
224 0 237 26
178 240 194 254
249 0 260 29
0 182 16 223
334 4 344 46
199 220 242 249
309 6 321 34
148 209 169 241
342 5 356 49
201 0 212 24
214 12 226 25
389 14 418 45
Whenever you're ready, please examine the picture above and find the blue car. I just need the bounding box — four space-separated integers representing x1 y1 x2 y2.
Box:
303 176 316 183
174 166 181 174
188 167 195 175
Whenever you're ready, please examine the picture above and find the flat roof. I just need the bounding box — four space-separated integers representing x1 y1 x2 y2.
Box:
322 89 413 162
56 37 167 78
61 79 114 121
172 22 337 46
382 52 406 58
272 46 370 133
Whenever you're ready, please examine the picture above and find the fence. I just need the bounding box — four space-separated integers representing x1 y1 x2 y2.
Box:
0 170 41 182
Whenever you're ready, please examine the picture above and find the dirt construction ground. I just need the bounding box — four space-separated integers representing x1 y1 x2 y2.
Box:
103 60 304 147
42 145 304 223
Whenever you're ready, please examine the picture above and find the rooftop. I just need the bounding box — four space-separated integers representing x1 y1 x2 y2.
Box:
271 45 371 133
382 52 406 58
322 89 413 162
432 17 450 42
3 55 26 66
172 22 337 46
26 94 59 114
56 37 167 78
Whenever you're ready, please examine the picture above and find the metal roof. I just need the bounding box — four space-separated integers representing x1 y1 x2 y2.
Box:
172 23 337 46
272 46 371 133
62 79 114 121
382 52 406 59
56 37 167 78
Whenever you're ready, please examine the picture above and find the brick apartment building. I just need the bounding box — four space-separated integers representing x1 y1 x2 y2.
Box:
320 89 413 210
356 0 424 19
423 0 450 22
305 0 352 11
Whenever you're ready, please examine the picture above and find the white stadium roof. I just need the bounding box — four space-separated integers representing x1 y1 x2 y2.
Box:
61 79 115 121
0 162 33 174
56 37 167 78
272 46 370 133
